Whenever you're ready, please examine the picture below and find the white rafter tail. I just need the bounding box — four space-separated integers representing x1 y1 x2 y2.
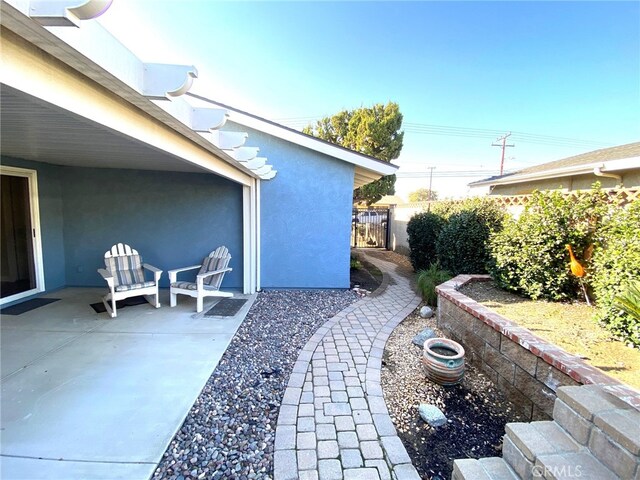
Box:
151 96 193 126
191 108 229 131
229 147 260 162
29 0 113 26
241 157 267 170
209 131 248 150
251 165 272 177
260 170 277 180
143 63 198 100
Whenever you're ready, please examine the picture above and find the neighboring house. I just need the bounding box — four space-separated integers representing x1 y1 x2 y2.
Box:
0 1 396 307
372 195 405 208
469 142 640 195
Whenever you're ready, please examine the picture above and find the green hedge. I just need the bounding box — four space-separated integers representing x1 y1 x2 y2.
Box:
488 188 608 301
406 187 639 347
406 212 444 271
590 199 640 346
406 198 505 275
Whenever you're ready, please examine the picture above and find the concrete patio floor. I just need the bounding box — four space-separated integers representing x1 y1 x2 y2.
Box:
1 287 255 480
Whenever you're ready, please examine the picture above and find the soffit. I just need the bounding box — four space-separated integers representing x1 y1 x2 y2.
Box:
1 85 208 173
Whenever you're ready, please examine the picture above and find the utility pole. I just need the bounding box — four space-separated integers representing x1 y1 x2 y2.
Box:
492 133 515 175
426 166 435 211
427 166 435 199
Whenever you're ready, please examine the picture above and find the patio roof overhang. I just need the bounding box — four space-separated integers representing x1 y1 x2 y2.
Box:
0 1 276 185
1 2 265 294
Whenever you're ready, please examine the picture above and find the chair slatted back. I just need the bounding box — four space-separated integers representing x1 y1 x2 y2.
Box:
198 246 231 289
104 243 145 287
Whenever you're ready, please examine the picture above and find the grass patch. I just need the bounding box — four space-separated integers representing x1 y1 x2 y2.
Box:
460 281 640 390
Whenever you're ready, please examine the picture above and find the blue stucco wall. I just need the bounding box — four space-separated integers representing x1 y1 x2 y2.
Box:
1 156 243 292
225 122 355 289
62 168 243 289
1 156 66 293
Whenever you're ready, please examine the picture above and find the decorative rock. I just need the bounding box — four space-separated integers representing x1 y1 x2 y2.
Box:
412 327 437 347
419 306 434 318
419 404 447 427
153 290 359 479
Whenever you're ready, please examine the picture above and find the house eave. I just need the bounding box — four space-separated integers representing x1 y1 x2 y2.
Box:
185 94 399 186
470 157 640 188
0 1 261 183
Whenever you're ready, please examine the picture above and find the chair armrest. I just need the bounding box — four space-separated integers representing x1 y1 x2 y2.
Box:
197 267 232 280
143 264 162 283
168 265 201 283
98 268 115 288
143 263 162 274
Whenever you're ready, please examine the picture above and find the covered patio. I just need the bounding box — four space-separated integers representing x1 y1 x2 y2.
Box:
1 288 255 480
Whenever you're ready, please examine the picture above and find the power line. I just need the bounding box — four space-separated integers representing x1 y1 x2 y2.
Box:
396 170 504 178
275 116 612 149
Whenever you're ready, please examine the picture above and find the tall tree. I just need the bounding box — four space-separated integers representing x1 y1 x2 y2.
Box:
409 188 438 202
303 102 403 205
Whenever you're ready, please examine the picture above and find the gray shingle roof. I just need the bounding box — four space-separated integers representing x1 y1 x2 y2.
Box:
515 141 640 175
470 141 640 186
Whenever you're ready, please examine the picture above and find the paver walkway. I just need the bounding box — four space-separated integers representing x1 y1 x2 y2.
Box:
274 251 422 480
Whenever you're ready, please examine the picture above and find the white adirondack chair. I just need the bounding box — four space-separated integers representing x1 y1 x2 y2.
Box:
97 243 162 318
168 246 233 313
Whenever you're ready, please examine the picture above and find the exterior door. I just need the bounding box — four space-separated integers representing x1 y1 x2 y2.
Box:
0 166 44 304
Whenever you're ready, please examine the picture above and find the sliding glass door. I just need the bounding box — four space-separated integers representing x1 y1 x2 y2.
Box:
0 167 44 304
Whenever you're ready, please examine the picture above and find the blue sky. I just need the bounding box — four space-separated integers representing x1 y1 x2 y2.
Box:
99 1 640 198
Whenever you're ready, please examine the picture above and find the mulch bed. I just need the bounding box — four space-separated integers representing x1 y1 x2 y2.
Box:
381 309 528 479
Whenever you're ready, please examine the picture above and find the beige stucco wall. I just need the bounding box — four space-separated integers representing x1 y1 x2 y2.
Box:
490 170 640 196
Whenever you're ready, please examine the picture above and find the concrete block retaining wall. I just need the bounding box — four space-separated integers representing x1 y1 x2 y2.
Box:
436 275 640 421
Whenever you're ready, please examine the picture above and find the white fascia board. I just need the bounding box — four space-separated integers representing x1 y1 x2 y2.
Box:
473 157 640 187
223 109 398 176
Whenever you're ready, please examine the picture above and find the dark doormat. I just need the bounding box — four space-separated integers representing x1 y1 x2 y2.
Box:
90 295 148 314
0 297 60 315
204 298 247 317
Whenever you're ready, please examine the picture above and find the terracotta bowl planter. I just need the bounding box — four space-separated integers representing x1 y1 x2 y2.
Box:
422 338 465 386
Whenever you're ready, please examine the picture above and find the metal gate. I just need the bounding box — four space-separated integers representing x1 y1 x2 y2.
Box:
351 208 390 248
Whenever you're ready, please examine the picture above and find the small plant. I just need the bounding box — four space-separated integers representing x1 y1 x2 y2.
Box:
613 280 640 321
350 255 362 270
416 263 452 306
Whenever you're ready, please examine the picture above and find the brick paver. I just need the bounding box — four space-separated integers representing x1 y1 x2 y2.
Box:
274 251 422 479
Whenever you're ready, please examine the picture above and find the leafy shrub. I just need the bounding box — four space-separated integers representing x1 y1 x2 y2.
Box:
488 187 608 301
432 197 505 225
407 198 505 274
416 263 452 306
436 211 493 275
407 212 444 271
434 199 506 276
590 200 640 346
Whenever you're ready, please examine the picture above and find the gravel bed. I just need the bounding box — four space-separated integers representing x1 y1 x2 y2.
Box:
381 306 528 480
153 289 358 480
